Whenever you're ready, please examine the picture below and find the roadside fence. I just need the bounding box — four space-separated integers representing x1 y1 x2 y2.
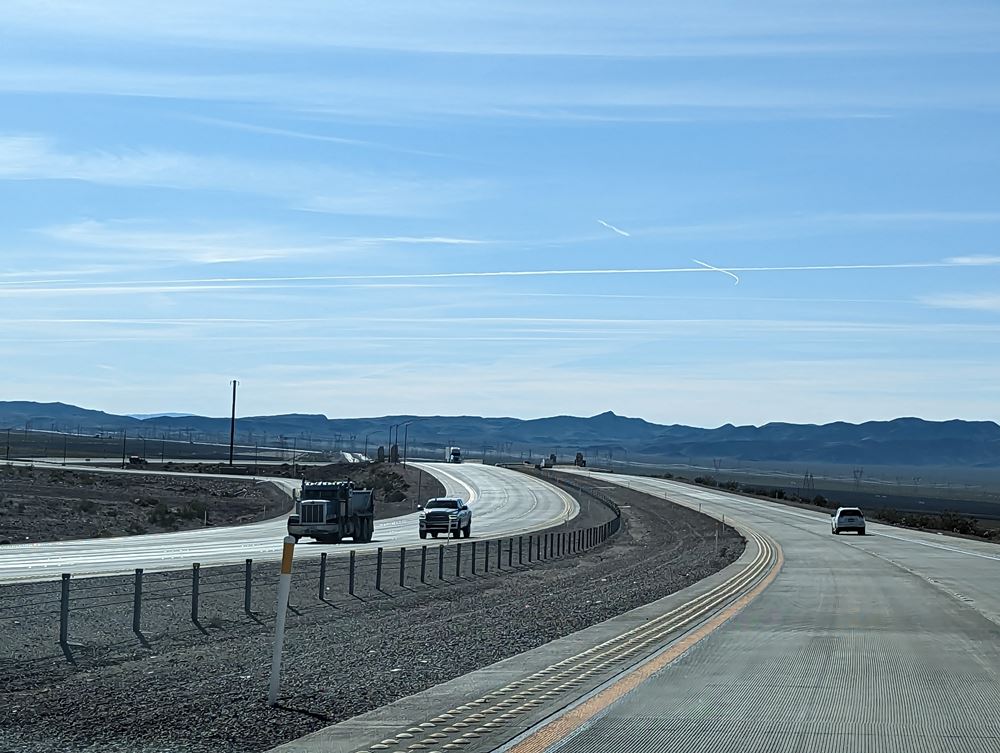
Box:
0 516 621 664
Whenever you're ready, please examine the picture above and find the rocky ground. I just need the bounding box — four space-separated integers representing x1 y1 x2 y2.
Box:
0 462 441 545
0 474 743 753
0 466 288 543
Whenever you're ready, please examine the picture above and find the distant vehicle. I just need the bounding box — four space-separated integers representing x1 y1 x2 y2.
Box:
128 455 147 465
287 480 375 544
536 456 553 469
418 497 471 539
574 452 587 467
832 507 866 535
445 446 462 463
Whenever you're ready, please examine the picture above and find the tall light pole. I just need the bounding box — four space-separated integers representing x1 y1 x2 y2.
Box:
229 379 239 466
402 421 414 466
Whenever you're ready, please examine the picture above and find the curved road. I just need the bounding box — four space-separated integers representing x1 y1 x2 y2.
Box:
544 470 1000 753
0 463 577 583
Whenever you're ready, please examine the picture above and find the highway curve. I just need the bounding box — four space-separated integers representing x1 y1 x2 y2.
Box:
0 463 577 583
533 471 1000 753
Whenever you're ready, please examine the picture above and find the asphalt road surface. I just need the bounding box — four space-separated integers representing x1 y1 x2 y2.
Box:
0 463 576 583
544 470 1000 753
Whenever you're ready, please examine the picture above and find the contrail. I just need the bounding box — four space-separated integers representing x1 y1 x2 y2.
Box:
692 258 740 285
0 260 966 297
597 219 630 237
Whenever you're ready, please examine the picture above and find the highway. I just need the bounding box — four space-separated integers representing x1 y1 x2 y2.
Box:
530 471 1000 753
0 463 577 583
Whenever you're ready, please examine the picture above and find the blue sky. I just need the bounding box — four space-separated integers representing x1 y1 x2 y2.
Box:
1 1 999 426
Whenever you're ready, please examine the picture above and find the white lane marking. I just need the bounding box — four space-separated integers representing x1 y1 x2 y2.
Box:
590 473 1000 564
869 530 1000 562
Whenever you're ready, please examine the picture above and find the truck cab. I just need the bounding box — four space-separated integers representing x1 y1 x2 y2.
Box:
418 497 471 539
287 480 375 544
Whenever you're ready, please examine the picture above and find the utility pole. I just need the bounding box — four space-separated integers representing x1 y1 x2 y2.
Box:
121 429 128 469
62 435 67 466
229 379 239 466
6 428 11 461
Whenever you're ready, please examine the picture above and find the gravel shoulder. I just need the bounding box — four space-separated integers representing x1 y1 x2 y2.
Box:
0 472 743 753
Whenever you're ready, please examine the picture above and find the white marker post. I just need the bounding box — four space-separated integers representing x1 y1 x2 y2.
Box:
268 535 296 706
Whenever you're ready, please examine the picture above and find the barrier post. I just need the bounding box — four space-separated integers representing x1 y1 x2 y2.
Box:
59 573 70 644
268 536 296 706
132 568 143 635
191 563 200 624
349 551 356 595
244 559 253 616
318 552 327 600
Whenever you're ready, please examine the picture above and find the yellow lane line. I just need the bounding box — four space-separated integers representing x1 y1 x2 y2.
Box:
504 535 784 753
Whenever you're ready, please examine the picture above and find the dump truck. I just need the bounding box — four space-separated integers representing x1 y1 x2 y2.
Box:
445 446 463 463
287 480 375 544
574 452 587 467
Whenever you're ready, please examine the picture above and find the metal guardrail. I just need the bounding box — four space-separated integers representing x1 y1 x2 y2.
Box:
0 518 621 664
520 466 624 537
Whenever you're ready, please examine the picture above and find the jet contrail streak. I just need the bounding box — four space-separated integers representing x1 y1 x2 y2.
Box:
692 258 740 285
0 261 963 296
597 219 631 237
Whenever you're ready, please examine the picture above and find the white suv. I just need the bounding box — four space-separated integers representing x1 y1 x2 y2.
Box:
832 507 866 535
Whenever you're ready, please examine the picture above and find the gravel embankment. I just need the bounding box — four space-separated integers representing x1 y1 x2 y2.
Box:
0 474 743 753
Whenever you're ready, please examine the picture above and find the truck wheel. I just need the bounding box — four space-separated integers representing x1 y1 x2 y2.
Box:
463 525 471 538
419 531 427 539
431 532 439 539
292 535 301 543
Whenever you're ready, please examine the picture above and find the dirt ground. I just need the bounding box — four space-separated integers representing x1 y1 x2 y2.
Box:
158 460 444 519
0 462 443 545
0 466 289 544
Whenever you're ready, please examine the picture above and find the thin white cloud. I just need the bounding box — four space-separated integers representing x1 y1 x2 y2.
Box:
3 2 998 57
354 236 489 246
921 293 1000 312
0 134 485 216
945 255 1000 266
39 220 330 264
185 116 452 159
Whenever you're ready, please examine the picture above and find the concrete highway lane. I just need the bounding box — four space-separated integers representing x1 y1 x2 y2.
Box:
0 463 577 583
535 471 1000 753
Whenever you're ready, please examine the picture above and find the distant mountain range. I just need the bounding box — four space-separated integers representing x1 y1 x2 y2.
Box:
2 401 1000 467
